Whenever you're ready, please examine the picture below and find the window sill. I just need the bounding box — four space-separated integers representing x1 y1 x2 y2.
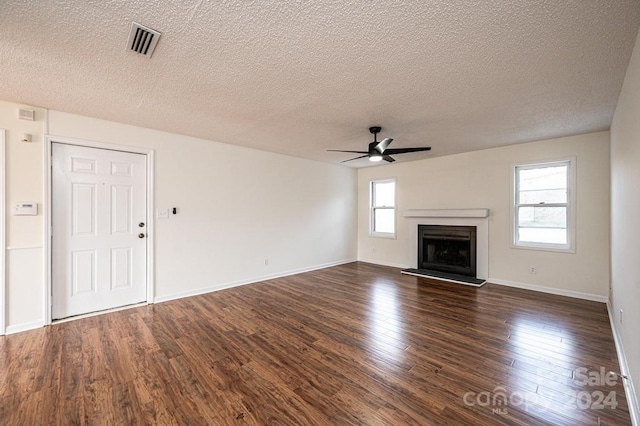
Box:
511 242 575 254
369 232 396 239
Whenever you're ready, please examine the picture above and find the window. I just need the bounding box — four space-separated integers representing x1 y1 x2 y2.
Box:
370 178 396 237
513 158 575 251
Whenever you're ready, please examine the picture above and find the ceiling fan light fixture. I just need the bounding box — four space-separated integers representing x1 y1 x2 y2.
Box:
327 126 431 164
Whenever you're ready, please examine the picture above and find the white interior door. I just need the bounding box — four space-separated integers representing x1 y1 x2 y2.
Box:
52 143 147 319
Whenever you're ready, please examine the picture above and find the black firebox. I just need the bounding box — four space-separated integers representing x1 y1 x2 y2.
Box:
418 225 477 277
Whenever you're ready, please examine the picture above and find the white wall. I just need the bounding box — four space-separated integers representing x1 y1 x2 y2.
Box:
0 100 357 331
0 101 47 332
358 132 611 299
610 27 640 414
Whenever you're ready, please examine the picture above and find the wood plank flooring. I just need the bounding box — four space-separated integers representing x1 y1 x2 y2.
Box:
0 262 631 425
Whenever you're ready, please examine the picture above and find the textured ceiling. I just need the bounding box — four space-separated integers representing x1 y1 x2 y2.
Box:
1 1 639 167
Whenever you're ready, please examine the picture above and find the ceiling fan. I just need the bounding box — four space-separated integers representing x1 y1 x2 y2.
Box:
328 126 431 163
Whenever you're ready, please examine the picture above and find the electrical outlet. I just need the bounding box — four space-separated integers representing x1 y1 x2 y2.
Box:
529 266 536 274
619 309 623 324
264 258 269 266
157 208 169 219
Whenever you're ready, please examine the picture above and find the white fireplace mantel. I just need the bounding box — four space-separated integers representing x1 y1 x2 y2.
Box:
404 209 490 280
403 208 489 218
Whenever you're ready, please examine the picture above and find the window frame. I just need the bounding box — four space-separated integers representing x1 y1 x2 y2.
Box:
511 157 576 253
369 178 397 238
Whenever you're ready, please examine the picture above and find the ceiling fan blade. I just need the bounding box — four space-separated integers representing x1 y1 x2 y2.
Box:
327 150 369 154
383 155 395 163
340 154 370 163
374 137 393 154
383 147 431 155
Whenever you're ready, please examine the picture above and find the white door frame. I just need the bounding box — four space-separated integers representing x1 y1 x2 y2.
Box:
44 135 154 325
0 129 6 335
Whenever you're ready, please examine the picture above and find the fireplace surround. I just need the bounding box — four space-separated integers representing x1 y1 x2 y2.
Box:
402 209 489 285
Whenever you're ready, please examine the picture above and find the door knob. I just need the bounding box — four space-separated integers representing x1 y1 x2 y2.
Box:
138 233 145 239
139 222 145 227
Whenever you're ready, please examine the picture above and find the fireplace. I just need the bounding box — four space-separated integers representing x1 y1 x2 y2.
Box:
402 209 488 286
418 225 477 277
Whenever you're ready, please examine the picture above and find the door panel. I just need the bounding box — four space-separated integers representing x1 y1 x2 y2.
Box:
111 161 132 176
72 250 96 295
111 247 132 289
72 157 96 174
72 183 96 235
111 185 132 234
52 143 147 319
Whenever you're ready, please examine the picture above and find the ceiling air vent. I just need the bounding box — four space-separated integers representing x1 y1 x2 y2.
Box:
127 22 161 58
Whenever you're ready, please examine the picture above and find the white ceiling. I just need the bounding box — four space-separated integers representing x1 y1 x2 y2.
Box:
1 1 639 167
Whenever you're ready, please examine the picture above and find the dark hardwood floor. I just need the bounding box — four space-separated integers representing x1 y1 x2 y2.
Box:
0 262 631 425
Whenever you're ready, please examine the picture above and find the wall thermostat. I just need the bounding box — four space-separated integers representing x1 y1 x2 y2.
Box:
13 202 38 216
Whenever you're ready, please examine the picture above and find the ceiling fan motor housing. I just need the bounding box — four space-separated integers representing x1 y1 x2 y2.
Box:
368 142 380 156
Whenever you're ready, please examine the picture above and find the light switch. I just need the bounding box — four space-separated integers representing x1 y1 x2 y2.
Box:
157 208 169 219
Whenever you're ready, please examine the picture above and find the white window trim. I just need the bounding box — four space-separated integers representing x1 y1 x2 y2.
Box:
369 177 397 238
510 157 576 253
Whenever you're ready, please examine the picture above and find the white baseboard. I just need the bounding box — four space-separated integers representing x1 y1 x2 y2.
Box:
607 301 640 426
6 320 45 335
153 258 357 304
488 277 609 303
357 257 410 269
